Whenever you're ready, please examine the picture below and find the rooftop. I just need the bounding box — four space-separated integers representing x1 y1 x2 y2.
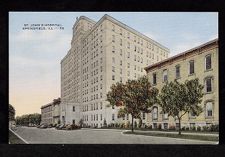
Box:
144 38 218 71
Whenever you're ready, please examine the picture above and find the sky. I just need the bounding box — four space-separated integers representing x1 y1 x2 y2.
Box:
9 12 218 116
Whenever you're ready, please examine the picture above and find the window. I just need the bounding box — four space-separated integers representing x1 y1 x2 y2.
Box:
120 49 122 56
112 25 115 31
163 69 168 82
120 60 122 66
189 111 196 117
72 120 75 124
100 102 103 109
127 32 130 39
127 42 130 49
205 54 212 70
96 114 98 121
143 113 146 120
112 57 115 64
134 55 136 61
73 106 75 112
153 107 158 120
112 66 115 72
163 113 168 120
120 28 122 35
153 73 157 85
112 114 115 120
164 123 168 130
112 75 115 80
127 63 130 68
153 123 157 129
112 35 115 42
190 123 195 128
205 102 213 117
206 77 212 92
120 77 122 83
100 114 102 120
127 52 130 58
112 46 115 53
120 68 122 74
120 39 122 46
127 71 130 76
127 114 129 120
175 65 180 78
189 60 194 74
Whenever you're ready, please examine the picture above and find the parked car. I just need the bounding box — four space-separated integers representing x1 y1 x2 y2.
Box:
39 123 48 129
56 124 66 130
47 124 53 128
55 124 61 129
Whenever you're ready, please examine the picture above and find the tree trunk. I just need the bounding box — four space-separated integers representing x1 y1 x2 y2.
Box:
131 115 134 133
178 118 181 135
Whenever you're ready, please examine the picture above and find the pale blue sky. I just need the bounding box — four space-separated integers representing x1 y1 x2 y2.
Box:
9 12 218 116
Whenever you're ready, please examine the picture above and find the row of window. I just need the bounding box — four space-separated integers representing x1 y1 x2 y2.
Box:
82 114 103 121
82 102 103 112
111 23 168 56
152 54 212 85
151 102 214 120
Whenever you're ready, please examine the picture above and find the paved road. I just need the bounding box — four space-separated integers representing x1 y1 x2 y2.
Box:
13 126 217 144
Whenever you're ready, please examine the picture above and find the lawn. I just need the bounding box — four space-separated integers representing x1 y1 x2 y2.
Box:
124 131 219 142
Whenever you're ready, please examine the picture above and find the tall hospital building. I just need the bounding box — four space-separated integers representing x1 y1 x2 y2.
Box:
60 14 170 127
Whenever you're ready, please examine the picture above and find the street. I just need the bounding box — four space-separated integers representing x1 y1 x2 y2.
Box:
12 126 217 144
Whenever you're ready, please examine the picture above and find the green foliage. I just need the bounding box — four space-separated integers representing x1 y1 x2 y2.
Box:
210 124 219 132
79 119 83 127
106 76 158 132
159 79 204 135
9 104 15 121
197 126 201 131
191 126 196 131
16 113 41 126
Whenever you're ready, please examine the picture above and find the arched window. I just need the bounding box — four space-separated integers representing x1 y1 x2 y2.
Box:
205 102 213 117
153 107 158 120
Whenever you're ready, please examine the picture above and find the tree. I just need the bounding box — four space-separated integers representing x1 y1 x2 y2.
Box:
106 76 158 132
15 113 41 126
9 104 15 121
158 79 204 135
79 119 84 127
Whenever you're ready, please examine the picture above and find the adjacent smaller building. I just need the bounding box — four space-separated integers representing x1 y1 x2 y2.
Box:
41 98 61 125
144 39 218 130
52 98 61 124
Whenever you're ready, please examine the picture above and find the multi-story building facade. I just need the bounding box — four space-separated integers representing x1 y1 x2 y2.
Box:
41 103 53 125
144 39 218 130
52 98 61 124
41 98 61 125
60 14 170 127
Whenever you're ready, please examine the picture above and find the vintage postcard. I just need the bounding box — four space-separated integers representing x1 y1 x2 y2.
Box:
9 12 218 144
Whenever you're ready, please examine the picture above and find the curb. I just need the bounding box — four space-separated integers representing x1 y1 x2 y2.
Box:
9 128 29 144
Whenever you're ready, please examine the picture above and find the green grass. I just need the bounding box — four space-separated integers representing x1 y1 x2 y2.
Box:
97 127 218 134
9 130 26 144
124 131 219 142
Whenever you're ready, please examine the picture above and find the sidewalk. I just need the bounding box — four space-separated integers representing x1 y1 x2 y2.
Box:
129 130 219 137
81 128 218 137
